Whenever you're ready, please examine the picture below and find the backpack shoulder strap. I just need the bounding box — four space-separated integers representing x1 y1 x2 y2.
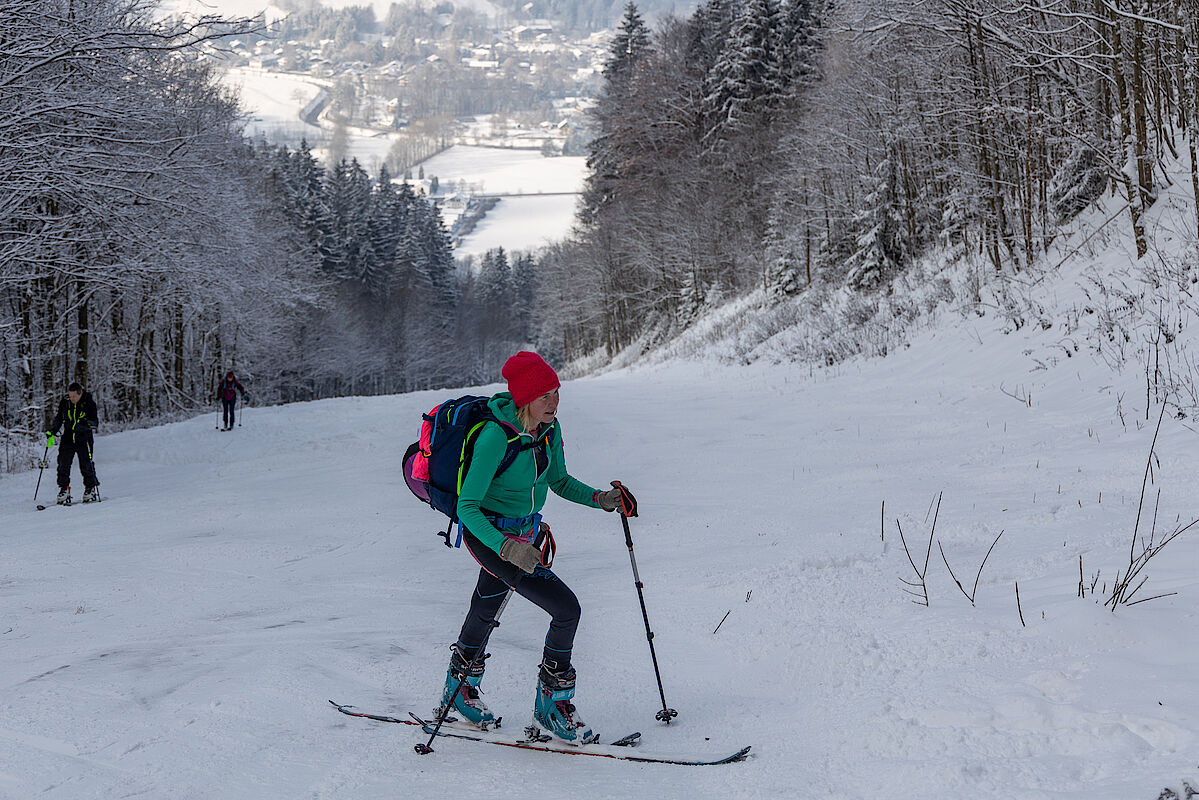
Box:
499 418 558 475
473 414 525 479
494 423 525 478
516 419 558 451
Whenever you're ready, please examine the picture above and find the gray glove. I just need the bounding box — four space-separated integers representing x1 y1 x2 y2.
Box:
595 481 637 516
596 486 621 512
499 538 541 573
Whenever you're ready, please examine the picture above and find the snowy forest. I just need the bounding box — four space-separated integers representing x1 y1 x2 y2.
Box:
0 0 540 442
553 0 1199 359
6 0 1199 437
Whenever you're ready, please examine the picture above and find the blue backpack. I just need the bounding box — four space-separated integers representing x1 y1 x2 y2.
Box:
403 395 532 547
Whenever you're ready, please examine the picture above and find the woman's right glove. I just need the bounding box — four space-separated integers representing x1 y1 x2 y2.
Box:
595 481 638 517
499 538 542 573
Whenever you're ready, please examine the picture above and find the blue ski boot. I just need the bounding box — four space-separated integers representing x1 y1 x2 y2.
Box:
438 644 495 729
532 660 596 744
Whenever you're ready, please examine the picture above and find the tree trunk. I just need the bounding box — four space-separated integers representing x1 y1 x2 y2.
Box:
75 281 89 388
174 302 185 399
1179 0 1199 239
1110 3 1150 258
19 281 36 433
1130 6 1155 211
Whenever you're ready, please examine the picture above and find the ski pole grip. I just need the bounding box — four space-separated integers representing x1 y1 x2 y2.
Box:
611 480 639 518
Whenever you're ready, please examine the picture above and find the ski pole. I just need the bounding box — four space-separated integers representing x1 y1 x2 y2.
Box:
33 437 50 500
416 583 517 755
619 510 678 724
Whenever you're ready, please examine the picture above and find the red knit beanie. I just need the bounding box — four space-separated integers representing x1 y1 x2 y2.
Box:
502 351 560 407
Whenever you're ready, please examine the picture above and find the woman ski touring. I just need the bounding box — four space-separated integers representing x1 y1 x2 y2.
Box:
439 351 637 744
215 370 248 431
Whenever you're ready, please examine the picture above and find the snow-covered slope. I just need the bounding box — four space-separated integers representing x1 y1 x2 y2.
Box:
2 317 1198 797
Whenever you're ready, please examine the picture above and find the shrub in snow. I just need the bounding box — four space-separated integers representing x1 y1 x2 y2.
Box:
1048 145 1108 223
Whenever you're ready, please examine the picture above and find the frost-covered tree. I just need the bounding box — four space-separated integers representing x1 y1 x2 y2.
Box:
478 248 512 307
511 253 537 343
701 0 783 152
1047 145 1108 223
580 2 654 224
776 0 826 95
846 151 905 291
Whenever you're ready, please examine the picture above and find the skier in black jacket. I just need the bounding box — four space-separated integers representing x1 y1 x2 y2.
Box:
47 382 100 505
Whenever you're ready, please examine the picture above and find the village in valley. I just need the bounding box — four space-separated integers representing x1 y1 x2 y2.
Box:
197 2 615 255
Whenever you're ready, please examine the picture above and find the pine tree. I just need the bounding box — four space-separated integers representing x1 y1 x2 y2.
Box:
345 159 375 289
846 152 904 290
604 2 651 90
288 140 336 271
580 2 654 224
365 165 401 297
763 215 802 298
405 199 456 309
323 160 352 278
477 246 512 309
688 0 739 73
776 0 826 96
676 268 706 328
702 0 783 153
324 158 374 284
512 253 536 343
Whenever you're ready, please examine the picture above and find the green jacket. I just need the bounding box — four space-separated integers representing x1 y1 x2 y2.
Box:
457 392 600 555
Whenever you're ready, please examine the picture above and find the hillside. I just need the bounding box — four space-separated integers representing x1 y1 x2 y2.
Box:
635 140 1199 418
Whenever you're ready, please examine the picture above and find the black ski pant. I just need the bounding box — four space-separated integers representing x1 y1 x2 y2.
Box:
222 397 237 428
57 435 98 490
456 528 580 672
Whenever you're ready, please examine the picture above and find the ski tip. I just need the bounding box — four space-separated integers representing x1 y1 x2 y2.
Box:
35 505 46 511
610 731 642 747
729 745 752 762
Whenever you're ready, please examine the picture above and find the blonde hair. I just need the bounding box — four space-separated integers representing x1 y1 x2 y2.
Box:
516 403 537 433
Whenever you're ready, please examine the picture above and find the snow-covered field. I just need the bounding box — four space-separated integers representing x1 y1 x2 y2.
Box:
3 309 1198 797
226 68 323 141
455 194 581 257
420 145 586 255
420 145 587 196
224 68 399 172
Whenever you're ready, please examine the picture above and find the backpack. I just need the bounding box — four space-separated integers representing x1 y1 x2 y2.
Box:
403 395 533 548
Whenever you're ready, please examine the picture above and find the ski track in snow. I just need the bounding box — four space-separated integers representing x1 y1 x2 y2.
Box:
2 343 1198 799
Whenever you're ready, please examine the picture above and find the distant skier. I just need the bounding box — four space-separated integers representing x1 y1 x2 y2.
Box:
46 382 100 505
436 351 638 744
215 370 248 431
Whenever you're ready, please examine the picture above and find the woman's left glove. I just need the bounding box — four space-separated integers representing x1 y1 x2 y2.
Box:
595 481 638 517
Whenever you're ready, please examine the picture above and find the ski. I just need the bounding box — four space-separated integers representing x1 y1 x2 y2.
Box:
36 496 101 511
329 701 750 766
329 702 421 727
